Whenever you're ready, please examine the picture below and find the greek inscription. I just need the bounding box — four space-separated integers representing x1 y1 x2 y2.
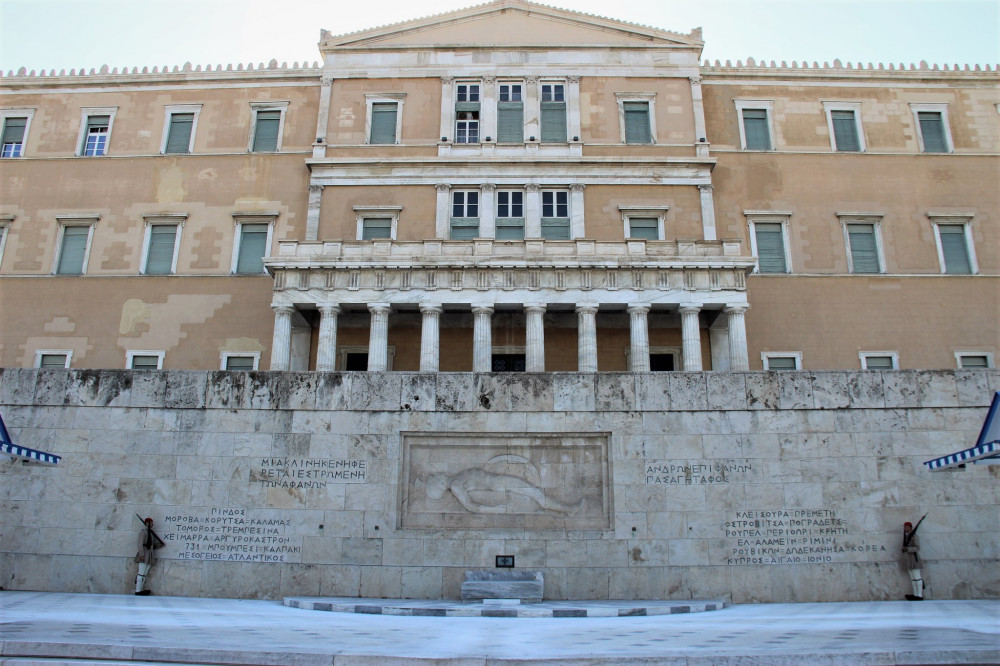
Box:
159 507 303 563
645 459 753 485
254 457 366 489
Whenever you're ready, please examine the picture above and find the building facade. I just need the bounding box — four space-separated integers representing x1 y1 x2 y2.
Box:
1 0 996 374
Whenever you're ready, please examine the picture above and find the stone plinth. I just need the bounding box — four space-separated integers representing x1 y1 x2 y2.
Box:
461 571 544 603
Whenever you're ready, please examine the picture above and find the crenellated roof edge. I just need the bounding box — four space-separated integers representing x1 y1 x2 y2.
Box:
702 57 998 77
1 60 322 82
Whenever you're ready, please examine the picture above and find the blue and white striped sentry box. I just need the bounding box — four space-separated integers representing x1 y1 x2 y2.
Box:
924 391 1000 471
0 412 61 466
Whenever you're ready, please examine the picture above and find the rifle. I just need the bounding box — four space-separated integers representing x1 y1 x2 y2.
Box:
134 513 166 548
903 514 927 548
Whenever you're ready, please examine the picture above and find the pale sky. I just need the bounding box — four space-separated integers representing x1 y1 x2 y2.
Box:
1 0 998 73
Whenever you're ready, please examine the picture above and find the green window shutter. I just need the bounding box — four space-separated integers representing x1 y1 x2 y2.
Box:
754 223 787 273
2 117 26 144
918 112 948 153
369 103 397 144
864 356 894 370
497 102 523 143
225 355 255 371
847 224 879 273
540 102 566 143
145 225 177 274
629 217 659 240
361 218 392 240
831 110 860 151
495 218 525 240
130 355 161 370
766 356 797 370
540 218 570 240
742 109 771 150
960 355 988 368
165 113 194 153
236 223 268 274
57 226 90 274
938 225 971 274
450 218 479 240
40 353 68 368
87 115 110 132
252 110 281 151
623 102 651 144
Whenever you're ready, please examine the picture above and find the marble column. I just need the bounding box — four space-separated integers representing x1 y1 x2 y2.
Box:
726 304 750 371
316 303 340 372
419 303 443 372
435 184 451 239
698 184 718 241
480 183 496 239
576 304 598 372
367 303 391 371
566 75 582 141
524 75 540 141
269 305 295 371
525 304 546 372
472 305 494 372
524 184 542 238
439 76 454 142
679 304 703 371
627 303 651 372
306 184 323 242
569 183 586 239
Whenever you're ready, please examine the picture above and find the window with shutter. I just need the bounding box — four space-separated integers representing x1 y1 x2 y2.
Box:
753 222 787 273
369 103 398 144
847 223 880 273
224 355 257 371
1 117 27 157
540 83 566 143
235 223 268 274
861 354 895 370
144 225 178 275
252 110 281 151
450 191 480 239
165 113 194 153
623 102 652 144
742 108 772 150
958 354 989 369
937 224 972 274
496 191 524 240
82 115 110 156
918 112 948 153
129 354 162 370
38 353 70 369
497 84 523 143
56 226 91 275
541 191 570 240
455 83 480 144
628 217 659 240
361 218 392 240
831 110 860 151
764 355 798 370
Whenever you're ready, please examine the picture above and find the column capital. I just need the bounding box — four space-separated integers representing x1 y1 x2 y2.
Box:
309 183 324 194
272 305 296 316
725 303 750 315
435 183 452 193
525 183 541 193
321 77 334 87
482 75 496 85
317 303 341 316
525 75 540 84
368 302 391 315
575 303 599 315
626 303 651 315
689 75 702 85
566 75 581 84
471 305 495 316
678 303 703 315
480 182 496 193
419 302 444 315
698 184 714 194
569 183 587 192
524 303 547 314
440 76 454 84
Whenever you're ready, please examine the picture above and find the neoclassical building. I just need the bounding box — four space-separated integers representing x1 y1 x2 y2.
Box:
0 0 997 374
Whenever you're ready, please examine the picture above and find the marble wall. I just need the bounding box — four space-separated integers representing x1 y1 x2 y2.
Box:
1 367 997 602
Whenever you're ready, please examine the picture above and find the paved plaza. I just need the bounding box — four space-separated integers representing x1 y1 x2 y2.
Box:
1 591 998 664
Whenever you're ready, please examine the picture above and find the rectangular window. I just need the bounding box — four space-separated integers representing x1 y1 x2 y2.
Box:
222 353 258 371
736 101 774 151
497 83 523 143
936 224 973 274
541 190 570 240
830 110 861 152
918 111 948 153
127 351 164 370
143 224 179 275
762 353 800 370
1 116 27 157
496 190 524 240
957 353 991 369
860 353 897 370
361 217 392 240
251 110 281 152
36 352 70 369
56 225 92 275
628 217 659 240
455 83 480 144
234 223 269 274
369 102 398 144
846 223 881 273
164 112 195 153
82 115 110 156
540 83 566 143
753 222 788 273
450 190 480 239
623 101 652 144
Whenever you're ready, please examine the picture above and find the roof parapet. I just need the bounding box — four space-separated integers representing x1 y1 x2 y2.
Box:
702 57 997 73
2 59 322 79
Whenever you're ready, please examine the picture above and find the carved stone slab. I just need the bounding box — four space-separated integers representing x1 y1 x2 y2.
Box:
400 432 612 530
461 570 544 602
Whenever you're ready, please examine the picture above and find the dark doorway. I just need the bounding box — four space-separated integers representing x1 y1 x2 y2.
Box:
492 354 526 371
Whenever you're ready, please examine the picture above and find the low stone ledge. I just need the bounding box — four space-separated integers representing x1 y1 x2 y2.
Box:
462 570 544 602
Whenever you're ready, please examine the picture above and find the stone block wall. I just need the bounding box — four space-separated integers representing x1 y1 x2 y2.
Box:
1 367 997 602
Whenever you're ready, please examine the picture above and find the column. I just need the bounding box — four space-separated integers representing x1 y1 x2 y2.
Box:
570 183 586 239
316 303 340 372
472 305 493 372
566 75 582 141
480 183 496 239
435 183 451 239
306 184 323 242
314 76 333 147
367 303 391 371
678 304 703 371
689 75 709 156
525 304 546 371
726 304 750 371
627 303 651 372
524 75 540 141
481 76 497 141
525 184 541 238
269 305 294 371
419 303 443 372
576 304 598 372
439 76 454 141
698 184 718 241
